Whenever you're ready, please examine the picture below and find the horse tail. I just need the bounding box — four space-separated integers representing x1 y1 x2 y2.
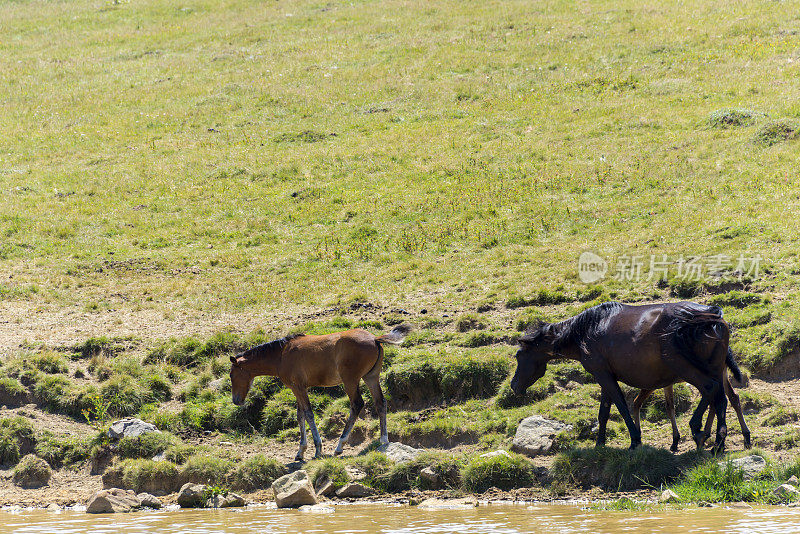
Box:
664 304 729 374
726 347 745 385
375 324 412 345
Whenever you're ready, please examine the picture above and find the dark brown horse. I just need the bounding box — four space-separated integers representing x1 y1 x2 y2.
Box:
230 325 410 460
631 370 751 452
511 301 740 453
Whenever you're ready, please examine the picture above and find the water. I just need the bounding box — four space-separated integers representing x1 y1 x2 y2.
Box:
1 503 800 534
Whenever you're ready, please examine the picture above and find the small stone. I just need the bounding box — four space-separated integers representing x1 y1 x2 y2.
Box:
86 489 142 514
335 482 376 498
729 502 752 509
377 442 422 464
698 501 716 508
221 493 245 508
108 419 160 440
658 489 680 504
177 483 207 509
788 475 799 487
137 493 162 509
419 467 440 488
46 504 61 512
717 455 767 480
272 470 318 508
345 467 367 481
774 484 800 498
511 415 572 457
315 478 336 497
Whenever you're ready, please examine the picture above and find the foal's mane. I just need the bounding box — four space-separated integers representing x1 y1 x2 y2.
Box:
528 301 623 351
243 333 305 360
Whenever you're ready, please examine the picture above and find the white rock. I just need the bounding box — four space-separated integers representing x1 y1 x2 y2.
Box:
658 489 680 503
335 482 376 498
774 484 800 498
511 415 572 457
717 455 767 480
377 442 422 463
86 489 142 514
272 470 318 508
108 418 160 440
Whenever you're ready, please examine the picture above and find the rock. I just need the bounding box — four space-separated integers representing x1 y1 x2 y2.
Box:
774 484 800 498
717 455 767 480
13 455 51 488
314 476 336 497
788 475 799 487
698 501 716 508
137 493 162 509
221 493 245 508
729 502 752 509
377 442 422 463
208 378 226 391
177 483 206 508
86 489 142 514
511 415 572 457
335 482 376 498
658 489 680 504
46 503 61 512
108 418 160 440
299 504 335 513
419 467 440 488
272 470 318 508
479 450 511 459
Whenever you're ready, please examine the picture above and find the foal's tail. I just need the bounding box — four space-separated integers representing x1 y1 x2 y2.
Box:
375 324 412 345
664 303 729 374
726 347 745 386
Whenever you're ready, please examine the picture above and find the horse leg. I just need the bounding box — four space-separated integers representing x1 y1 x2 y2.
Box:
293 387 323 459
596 374 642 449
631 389 654 432
596 390 612 448
295 405 307 461
664 385 680 452
725 375 751 449
363 365 389 446
334 382 364 456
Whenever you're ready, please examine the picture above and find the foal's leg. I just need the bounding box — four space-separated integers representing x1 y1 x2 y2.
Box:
664 386 680 452
293 387 323 459
363 372 389 446
631 389 654 431
334 381 364 456
295 405 307 461
725 375 751 449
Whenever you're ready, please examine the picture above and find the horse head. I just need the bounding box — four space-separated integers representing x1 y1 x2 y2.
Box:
510 325 556 396
229 354 254 406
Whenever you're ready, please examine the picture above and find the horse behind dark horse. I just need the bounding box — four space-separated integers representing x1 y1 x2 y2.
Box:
230 325 410 460
510 301 741 454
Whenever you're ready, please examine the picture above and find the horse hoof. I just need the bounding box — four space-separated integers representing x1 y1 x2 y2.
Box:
670 446 678 453
333 448 343 456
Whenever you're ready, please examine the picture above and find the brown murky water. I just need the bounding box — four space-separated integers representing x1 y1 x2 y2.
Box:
1 503 799 534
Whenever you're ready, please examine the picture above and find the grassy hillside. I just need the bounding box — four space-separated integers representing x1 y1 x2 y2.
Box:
2 0 800 319
2 0 800 505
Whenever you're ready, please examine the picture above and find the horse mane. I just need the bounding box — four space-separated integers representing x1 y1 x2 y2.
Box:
244 333 305 360
525 301 623 352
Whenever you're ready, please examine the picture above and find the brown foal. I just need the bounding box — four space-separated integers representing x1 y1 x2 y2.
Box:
230 325 410 460
631 371 751 452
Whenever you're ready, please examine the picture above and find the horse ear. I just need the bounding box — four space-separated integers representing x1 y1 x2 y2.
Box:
230 355 237 364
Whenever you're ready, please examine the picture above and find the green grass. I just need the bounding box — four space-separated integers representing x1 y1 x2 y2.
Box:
552 446 689 492
461 452 536 492
230 454 287 491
